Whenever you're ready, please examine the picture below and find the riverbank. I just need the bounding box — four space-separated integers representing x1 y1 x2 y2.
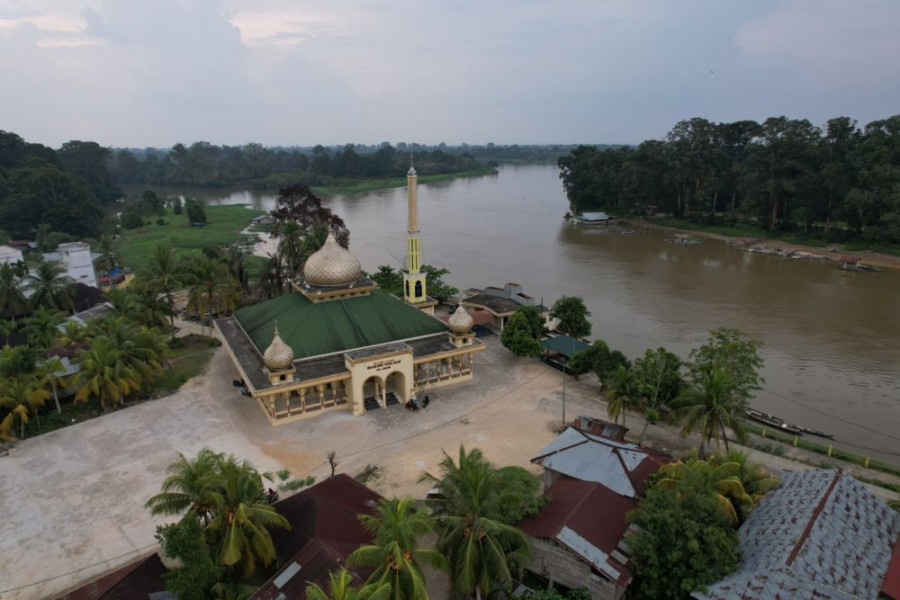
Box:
309 167 498 196
623 217 900 271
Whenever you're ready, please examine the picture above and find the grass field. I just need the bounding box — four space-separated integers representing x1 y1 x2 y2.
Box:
118 204 265 277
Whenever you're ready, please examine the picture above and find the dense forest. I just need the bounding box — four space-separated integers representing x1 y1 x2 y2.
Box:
0 130 576 242
559 116 900 245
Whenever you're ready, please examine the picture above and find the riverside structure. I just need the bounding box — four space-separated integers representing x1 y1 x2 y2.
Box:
216 169 483 425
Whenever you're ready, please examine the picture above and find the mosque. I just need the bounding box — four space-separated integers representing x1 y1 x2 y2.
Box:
216 164 484 425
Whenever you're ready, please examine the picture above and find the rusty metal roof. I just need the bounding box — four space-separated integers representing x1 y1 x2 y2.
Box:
695 469 900 600
518 476 637 587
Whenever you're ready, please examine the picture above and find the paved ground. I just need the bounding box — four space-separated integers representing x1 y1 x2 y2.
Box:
1 334 898 599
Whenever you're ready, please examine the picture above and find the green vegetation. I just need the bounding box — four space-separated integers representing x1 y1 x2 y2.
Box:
419 446 533 598
311 167 497 195
118 204 264 277
501 306 546 357
147 449 291 596
549 296 591 338
559 114 900 251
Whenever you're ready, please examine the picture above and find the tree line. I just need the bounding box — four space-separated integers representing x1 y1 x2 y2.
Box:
558 115 900 245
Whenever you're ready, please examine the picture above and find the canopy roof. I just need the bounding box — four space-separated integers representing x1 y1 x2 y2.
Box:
234 289 447 361
541 335 591 358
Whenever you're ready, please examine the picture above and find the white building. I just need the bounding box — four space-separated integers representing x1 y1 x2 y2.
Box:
43 242 98 288
0 244 24 266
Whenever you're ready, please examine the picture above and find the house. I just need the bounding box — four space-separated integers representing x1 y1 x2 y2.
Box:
694 469 900 600
0 244 24 265
251 474 381 599
57 553 169 599
518 427 672 599
43 241 99 288
460 283 552 334
530 426 672 494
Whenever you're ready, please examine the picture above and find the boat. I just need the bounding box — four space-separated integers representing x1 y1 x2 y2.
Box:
744 408 804 435
794 425 835 440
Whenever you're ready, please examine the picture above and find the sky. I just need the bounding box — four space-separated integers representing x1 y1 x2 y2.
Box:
1 0 899 149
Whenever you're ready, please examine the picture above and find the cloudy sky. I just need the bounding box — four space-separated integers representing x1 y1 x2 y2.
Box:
1 0 898 148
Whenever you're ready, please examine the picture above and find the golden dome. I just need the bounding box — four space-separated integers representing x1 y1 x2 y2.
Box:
263 324 294 370
448 304 474 334
303 232 362 287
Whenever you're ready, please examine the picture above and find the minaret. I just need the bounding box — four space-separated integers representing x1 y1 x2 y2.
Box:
402 156 430 311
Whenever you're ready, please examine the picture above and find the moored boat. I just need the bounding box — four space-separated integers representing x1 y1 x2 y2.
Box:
744 408 804 436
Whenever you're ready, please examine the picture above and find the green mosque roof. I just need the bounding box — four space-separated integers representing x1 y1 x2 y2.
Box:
234 289 447 360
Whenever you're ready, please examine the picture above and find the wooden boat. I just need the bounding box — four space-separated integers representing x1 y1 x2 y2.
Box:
744 408 804 435
794 425 835 440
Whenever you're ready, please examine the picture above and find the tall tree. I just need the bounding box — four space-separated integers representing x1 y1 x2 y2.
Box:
419 446 530 599
24 259 74 313
270 186 350 248
633 347 683 443
550 296 591 338
0 374 50 439
673 366 747 457
306 568 392 600
148 244 183 333
0 262 27 320
688 328 763 404
500 309 543 358
71 337 143 409
348 497 447 600
24 307 64 349
605 364 641 428
627 485 740 599
655 452 751 527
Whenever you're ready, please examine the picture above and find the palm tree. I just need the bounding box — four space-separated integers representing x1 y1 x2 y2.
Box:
605 364 642 428
419 447 530 600
204 454 291 579
0 374 50 439
145 448 225 524
24 259 74 313
711 449 780 505
656 452 751 527
672 366 747 457
24 307 65 349
348 497 446 600
0 262 27 320
185 257 239 335
147 450 291 581
89 316 168 382
71 338 143 409
148 244 182 334
306 568 392 600
94 234 120 284
37 356 66 413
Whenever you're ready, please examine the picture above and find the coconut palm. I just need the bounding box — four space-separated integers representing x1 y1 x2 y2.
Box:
37 356 66 413
71 338 143 409
0 262 27 320
672 366 747 457
24 307 65 349
131 282 172 328
348 497 446 600
419 446 530 599
185 257 239 335
145 448 225 524
24 259 74 313
656 452 751 527
204 454 291 579
605 364 642 428
0 374 50 439
93 234 120 284
89 316 167 381
148 244 182 334
306 568 392 600
711 449 780 505
147 450 290 580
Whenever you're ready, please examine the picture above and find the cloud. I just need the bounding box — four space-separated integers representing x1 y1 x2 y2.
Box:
736 0 900 88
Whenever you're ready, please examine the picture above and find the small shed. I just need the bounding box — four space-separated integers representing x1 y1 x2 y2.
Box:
541 335 591 374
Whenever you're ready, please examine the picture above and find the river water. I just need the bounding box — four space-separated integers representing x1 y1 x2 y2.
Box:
159 164 900 464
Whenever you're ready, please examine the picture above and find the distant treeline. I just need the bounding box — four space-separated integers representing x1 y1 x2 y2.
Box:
559 116 900 245
109 141 584 189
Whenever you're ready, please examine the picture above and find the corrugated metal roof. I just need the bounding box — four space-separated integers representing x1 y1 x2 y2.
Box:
695 469 900 600
540 335 591 358
518 476 637 587
531 428 671 499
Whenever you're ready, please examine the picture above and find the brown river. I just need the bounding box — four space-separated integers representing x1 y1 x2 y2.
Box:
168 164 900 464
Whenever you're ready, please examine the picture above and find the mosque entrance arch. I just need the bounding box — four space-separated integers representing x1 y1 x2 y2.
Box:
384 371 407 406
362 375 384 411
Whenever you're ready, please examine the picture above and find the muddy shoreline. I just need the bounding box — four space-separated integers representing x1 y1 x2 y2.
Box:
620 219 900 271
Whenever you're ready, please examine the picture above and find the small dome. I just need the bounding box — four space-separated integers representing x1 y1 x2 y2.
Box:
263 325 294 370
448 304 474 334
303 232 361 287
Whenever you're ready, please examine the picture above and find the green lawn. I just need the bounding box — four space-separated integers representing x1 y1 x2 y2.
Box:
119 204 266 277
